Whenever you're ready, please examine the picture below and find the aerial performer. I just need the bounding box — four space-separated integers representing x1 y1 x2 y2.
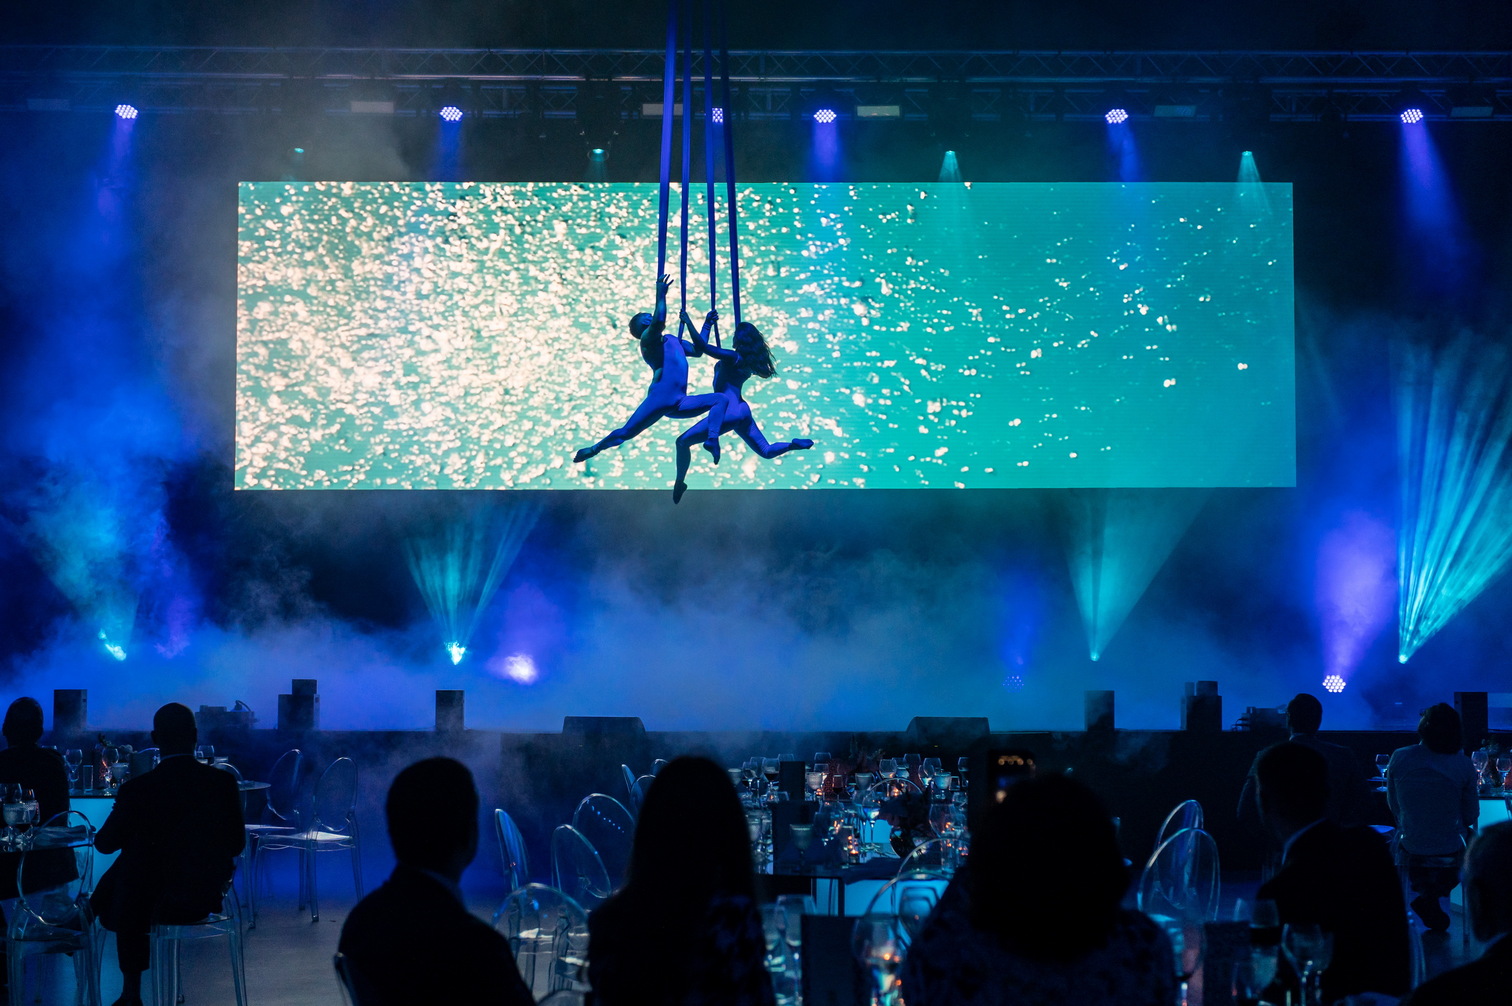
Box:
572 275 727 465
670 311 813 503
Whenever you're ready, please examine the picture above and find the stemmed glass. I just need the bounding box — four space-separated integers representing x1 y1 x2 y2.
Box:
1497 755 1512 791
64 749 83 793
1283 923 1334 1006
0 785 22 849
956 757 971 803
100 745 119 791
1162 918 1205 1006
1232 955 1273 1006
1374 754 1391 784
852 913 905 1006
1471 750 1488 788
879 759 898 781
789 824 815 872
760 905 797 1005
776 894 816 988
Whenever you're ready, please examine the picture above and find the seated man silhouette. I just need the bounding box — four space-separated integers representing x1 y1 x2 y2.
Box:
1401 821 1512 1005
338 757 532 1006
91 703 245 1006
1255 741 1410 1003
1239 693 1371 830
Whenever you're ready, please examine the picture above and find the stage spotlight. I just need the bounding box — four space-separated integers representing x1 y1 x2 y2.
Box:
813 107 837 124
1322 674 1346 694
114 104 139 120
711 107 724 124
1104 107 1129 125
1004 674 1025 692
98 630 127 661
447 642 466 665
1400 107 1425 125
1394 87 1431 124
439 105 464 122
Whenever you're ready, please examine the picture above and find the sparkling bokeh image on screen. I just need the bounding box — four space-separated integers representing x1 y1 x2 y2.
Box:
235 181 1294 490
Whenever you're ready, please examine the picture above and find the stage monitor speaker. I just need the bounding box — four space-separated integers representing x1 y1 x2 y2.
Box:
1456 691 1489 750
1182 681 1222 733
1085 690 1115 732
561 716 645 740
905 716 990 749
278 694 318 731
436 690 465 733
53 690 86 738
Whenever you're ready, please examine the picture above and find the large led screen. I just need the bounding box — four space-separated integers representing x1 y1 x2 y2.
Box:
236 181 1293 490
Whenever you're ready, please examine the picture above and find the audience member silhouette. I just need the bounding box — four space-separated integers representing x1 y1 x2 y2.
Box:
588 755 773 1005
91 703 244 1006
1387 702 1479 931
901 774 1177 1006
1255 741 1411 1003
0 696 73 900
1401 821 1512 1005
1238 692 1370 831
338 757 532 1006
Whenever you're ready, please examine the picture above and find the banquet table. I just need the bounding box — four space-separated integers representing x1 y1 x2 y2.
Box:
69 779 270 875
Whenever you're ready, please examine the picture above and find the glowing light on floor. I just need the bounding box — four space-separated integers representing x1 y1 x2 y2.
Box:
938 150 961 183
1105 107 1128 124
406 503 540 667
98 630 127 661
1400 107 1425 124
813 108 837 124
1063 489 1208 662
439 105 464 122
114 104 139 120
1322 674 1346 694
1397 335 1512 661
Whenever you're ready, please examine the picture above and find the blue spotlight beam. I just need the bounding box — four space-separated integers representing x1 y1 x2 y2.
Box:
1397 336 1512 660
405 503 540 663
1063 488 1208 660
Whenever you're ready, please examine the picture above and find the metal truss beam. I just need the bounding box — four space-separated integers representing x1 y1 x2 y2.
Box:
4 46 1512 121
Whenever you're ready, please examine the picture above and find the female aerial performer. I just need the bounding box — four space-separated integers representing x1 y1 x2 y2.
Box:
574 274 728 465
671 314 814 503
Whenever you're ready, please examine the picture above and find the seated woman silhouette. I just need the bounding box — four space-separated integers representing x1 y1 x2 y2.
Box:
671 315 813 503
574 275 727 465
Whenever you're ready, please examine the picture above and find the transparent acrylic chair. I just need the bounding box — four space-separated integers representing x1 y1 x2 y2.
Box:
491 808 531 925
8 810 99 1006
494 883 590 1000
628 775 654 818
620 764 637 807
243 748 304 927
863 869 950 947
257 755 362 921
150 880 247 1006
1155 799 1205 848
549 824 612 910
1137 826 1221 922
570 793 634 890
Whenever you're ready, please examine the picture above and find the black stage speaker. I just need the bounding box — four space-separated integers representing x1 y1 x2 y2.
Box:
904 716 990 749
561 716 645 739
53 690 87 738
1085 690 1115 732
278 679 318 731
436 690 465 732
1456 691 1488 750
1182 681 1222 733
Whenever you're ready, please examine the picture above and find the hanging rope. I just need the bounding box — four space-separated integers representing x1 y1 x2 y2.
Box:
679 0 692 319
717 0 742 329
655 0 678 285
701 1 720 343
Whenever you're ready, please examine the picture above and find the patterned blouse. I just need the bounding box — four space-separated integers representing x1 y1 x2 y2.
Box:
899 876 1178 1006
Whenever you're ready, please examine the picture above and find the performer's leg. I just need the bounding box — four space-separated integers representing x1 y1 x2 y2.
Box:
574 393 672 463
672 418 713 504
734 417 814 459
671 393 729 464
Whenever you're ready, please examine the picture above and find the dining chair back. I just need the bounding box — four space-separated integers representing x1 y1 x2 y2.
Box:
1156 799 1204 848
1137 826 1221 922
550 824 613 910
243 747 304 927
8 810 99 1006
896 838 948 875
570 793 634 889
257 755 363 922
620 764 637 806
494 883 590 999
628 775 655 817
862 869 950 947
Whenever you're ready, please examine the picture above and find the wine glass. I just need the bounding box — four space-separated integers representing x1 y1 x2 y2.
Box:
1374 754 1391 782
101 745 119 790
760 905 797 1004
776 894 816 985
879 759 898 780
851 913 905 1006
19 788 38 845
1283 923 1334 1006
0 785 21 849
789 824 815 872
1471 750 1488 788
1232 954 1273 1006
64 749 83 792
1496 755 1512 790
804 769 826 802
1162 918 1205 1006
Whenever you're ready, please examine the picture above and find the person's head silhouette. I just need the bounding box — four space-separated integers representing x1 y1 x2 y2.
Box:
385 757 480 882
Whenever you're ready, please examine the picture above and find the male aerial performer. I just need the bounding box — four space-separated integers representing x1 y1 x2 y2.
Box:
573 274 728 465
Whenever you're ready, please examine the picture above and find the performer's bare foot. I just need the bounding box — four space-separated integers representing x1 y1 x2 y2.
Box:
672 480 689 504
703 439 721 464
574 446 596 464
793 439 814 449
